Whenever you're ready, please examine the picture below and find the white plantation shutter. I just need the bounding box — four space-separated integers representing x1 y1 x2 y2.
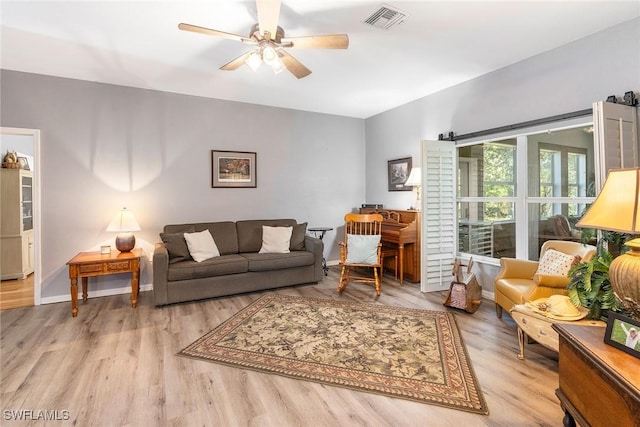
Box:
420 140 456 292
593 101 639 189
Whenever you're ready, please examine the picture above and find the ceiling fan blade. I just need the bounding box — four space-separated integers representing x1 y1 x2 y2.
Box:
281 34 349 49
220 51 254 71
256 0 281 40
178 23 253 44
278 50 311 79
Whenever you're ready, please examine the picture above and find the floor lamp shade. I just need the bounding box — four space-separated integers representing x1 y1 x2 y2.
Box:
576 168 640 319
106 208 141 252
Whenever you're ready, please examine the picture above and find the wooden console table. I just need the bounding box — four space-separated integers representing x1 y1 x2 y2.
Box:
553 323 640 427
67 249 143 317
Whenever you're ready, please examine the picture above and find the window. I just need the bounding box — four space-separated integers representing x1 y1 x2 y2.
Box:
457 125 595 261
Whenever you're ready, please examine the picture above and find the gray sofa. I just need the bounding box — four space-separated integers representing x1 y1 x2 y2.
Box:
152 219 324 306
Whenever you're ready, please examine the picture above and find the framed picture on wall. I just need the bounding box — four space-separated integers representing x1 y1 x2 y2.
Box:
387 157 412 191
604 312 640 359
211 150 257 188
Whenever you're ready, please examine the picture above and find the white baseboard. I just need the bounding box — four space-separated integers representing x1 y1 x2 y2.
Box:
40 283 153 305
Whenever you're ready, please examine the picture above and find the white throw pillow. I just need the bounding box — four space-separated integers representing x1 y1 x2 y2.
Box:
259 226 293 254
345 234 381 265
184 229 220 262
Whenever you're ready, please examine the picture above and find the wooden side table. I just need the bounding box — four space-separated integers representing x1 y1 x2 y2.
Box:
510 304 605 360
553 323 640 427
67 248 143 317
308 227 333 276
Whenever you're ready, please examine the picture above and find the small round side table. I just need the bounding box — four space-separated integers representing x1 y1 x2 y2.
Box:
308 227 333 276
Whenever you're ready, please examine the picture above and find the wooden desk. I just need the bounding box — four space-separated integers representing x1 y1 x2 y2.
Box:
553 323 640 427
67 249 143 317
511 304 605 360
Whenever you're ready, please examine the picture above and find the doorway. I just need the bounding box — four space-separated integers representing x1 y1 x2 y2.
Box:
0 127 41 310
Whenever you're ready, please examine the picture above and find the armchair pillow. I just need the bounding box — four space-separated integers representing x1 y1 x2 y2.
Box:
184 229 220 262
345 234 381 265
259 226 293 254
533 248 580 286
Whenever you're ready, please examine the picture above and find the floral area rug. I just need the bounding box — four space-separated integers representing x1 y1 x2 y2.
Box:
179 294 488 415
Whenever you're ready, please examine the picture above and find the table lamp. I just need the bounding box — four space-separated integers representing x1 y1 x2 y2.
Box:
106 207 141 252
405 167 421 211
576 167 640 320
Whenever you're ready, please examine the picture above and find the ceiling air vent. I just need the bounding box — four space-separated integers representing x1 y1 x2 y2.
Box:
363 4 408 30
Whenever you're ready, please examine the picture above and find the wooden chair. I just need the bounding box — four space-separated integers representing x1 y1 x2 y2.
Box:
337 213 384 296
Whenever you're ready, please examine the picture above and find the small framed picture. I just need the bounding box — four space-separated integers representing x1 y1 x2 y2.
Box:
387 157 412 191
17 157 30 170
604 312 640 359
211 150 256 188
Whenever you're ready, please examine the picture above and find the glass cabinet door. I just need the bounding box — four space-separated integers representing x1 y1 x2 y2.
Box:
21 174 33 231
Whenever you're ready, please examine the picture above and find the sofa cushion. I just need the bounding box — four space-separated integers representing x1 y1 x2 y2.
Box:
290 222 307 251
167 254 248 281
165 222 238 255
160 227 194 263
242 251 315 272
236 219 297 253
184 229 220 262
259 226 293 254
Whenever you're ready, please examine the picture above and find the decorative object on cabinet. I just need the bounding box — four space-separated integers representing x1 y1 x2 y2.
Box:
576 167 640 320
404 166 421 210
211 150 256 188
2 150 19 168
106 207 141 252
604 312 640 357
17 157 29 170
0 168 34 279
387 157 412 191
359 207 420 283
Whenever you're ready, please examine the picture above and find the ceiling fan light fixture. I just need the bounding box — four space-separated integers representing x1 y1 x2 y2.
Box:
271 58 285 74
245 51 262 71
262 46 278 66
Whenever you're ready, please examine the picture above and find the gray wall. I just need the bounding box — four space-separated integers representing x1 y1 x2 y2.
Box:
1 72 365 300
364 18 640 293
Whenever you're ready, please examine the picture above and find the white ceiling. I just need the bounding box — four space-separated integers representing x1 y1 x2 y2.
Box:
1 1 638 119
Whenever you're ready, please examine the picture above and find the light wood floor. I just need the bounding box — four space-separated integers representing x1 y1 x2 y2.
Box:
0 268 564 426
0 274 34 311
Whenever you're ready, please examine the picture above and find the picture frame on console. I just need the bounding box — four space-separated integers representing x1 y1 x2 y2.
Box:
211 150 256 188
387 157 412 191
604 312 640 359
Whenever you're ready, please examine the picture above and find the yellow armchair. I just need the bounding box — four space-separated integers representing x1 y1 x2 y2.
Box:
494 240 597 318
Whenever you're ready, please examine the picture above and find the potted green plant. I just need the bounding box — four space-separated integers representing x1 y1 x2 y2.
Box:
568 232 632 320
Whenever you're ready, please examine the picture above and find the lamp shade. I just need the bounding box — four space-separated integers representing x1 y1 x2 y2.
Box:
576 168 640 233
405 167 421 187
106 208 141 232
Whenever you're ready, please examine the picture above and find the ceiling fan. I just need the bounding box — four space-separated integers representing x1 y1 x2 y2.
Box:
178 0 349 79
